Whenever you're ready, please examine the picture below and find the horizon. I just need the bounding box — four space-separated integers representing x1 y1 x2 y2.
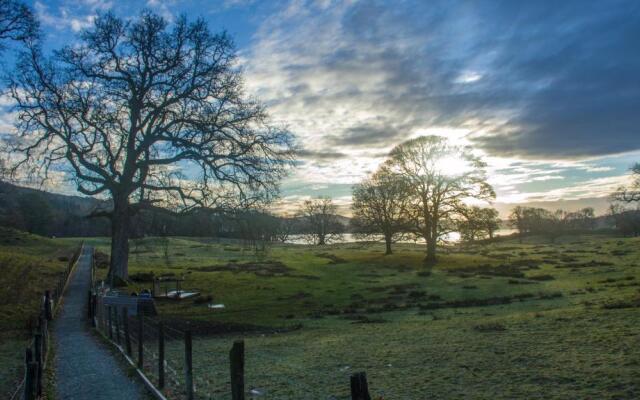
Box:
1 0 639 217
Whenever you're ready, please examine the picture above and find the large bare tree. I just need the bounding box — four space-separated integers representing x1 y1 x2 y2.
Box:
7 12 294 281
386 136 494 269
352 165 409 255
0 0 37 52
297 197 343 245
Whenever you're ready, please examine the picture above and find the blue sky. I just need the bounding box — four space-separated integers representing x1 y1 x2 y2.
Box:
5 0 640 216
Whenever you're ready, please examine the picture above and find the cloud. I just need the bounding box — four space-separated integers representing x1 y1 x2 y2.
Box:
35 1 100 32
296 148 348 160
245 0 640 162
498 175 630 204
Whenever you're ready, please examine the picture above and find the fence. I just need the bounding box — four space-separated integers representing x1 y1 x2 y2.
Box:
89 255 374 399
10 244 83 400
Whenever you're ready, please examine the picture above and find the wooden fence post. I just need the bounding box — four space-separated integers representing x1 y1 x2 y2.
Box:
123 307 132 356
350 372 372 400
115 307 121 345
100 302 106 332
107 305 113 340
90 294 96 327
184 329 193 400
88 291 93 320
34 332 43 396
40 316 48 358
24 348 36 400
44 291 52 321
230 340 245 400
137 313 144 369
92 294 97 327
158 321 165 389
103 303 108 334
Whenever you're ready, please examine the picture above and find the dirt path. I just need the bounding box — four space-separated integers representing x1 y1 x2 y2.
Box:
53 245 147 399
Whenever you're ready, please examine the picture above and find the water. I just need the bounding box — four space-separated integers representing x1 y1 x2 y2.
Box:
285 229 517 245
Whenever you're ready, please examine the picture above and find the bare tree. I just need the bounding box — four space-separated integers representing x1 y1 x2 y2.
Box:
272 214 295 243
458 206 500 242
352 165 409 255
297 197 343 245
386 136 494 268
7 12 294 281
614 163 640 203
0 0 38 52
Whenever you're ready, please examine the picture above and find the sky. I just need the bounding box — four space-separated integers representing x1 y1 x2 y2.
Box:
4 0 640 216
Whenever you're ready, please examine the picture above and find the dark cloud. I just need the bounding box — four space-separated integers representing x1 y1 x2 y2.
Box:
258 0 640 158
329 121 410 147
296 148 348 160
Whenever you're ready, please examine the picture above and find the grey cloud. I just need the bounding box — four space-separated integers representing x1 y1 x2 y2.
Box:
296 148 348 160
250 0 640 158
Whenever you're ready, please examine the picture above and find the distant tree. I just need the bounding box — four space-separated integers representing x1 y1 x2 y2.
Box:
542 210 567 243
386 136 494 268
297 197 343 245
509 206 596 242
564 207 596 231
235 209 281 252
458 206 500 242
7 12 293 281
18 192 52 235
272 215 295 243
614 163 640 204
509 206 554 236
609 203 640 237
351 166 410 255
0 0 38 53
483 208 501 239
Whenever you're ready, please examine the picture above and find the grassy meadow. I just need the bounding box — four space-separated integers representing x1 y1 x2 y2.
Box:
0 228 79 398
77 233 640 399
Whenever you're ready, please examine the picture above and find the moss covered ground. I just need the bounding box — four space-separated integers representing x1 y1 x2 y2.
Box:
76 234 640 399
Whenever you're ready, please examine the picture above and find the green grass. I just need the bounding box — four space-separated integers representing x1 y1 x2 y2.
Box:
0 228 78 399
83 233 640 399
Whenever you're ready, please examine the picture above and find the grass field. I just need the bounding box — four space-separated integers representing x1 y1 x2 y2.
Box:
80 233 640 399
0 228 78 399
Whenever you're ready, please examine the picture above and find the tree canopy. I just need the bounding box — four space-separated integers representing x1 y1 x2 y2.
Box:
614 163 640 203
7 11 294 280
297 197 343 245
351 165 409 254
0 0 38 53
386 135 495 267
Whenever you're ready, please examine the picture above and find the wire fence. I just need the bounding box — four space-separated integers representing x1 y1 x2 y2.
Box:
89 251 372 400
10 244 83 400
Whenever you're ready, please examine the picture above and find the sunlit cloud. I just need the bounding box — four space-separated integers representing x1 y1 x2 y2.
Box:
1 0 638 217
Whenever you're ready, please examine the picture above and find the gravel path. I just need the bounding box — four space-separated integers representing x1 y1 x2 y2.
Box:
54 245 147 400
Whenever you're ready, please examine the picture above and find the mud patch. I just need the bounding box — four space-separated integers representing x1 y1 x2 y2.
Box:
193 261 292 277
315 253 347 264
451 262 538 278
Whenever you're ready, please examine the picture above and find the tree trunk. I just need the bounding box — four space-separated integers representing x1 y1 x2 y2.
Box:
318 234 325 245
384 233 393 255
425 238 437 266
109 197 130 284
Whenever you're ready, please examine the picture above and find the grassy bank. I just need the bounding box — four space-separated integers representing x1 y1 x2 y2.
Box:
82 233 639 399
0 228 78 399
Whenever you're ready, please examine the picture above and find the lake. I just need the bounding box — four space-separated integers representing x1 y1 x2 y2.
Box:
286 229 517 245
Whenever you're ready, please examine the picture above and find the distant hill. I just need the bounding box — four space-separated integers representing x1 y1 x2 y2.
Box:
0 181 355 238
0 181 110 237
